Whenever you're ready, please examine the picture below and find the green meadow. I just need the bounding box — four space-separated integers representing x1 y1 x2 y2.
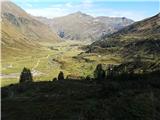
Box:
1 40 122 87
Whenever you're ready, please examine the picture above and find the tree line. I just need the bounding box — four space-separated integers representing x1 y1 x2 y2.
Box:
19 61 159 84
19 64 109 83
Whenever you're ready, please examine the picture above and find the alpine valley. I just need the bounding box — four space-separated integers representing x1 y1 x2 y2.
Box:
1 1 160 120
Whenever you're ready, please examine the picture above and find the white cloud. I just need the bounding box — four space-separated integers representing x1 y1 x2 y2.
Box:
25 2 81 18
26 7 69 18
82 0 93 8
24 1 151 21
65 3 73 8
1 0 11 1
86 8 147 21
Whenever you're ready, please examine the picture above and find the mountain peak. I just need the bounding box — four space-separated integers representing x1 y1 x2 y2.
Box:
1 1 29 18
71 11 90 17
75 11 83 14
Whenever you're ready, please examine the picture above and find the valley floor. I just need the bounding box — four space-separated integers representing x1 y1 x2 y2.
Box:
1 40 122 87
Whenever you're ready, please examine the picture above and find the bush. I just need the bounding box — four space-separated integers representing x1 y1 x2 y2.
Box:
58 71 64 80
85 75 91 81
52 77 57 81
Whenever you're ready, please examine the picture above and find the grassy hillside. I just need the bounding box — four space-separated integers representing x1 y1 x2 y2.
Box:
88 13 160 72
2 71 160 120
90 13 160 48
1 1 61 85
1 1 59 59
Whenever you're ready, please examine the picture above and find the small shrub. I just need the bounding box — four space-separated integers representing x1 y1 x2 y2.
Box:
52 77 57 81
85 75 91 81
58 71 64 80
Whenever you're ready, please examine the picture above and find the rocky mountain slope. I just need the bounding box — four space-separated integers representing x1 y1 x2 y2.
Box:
88 13 160 72
37 12 134 41
90 13 160 53
1 1 59 57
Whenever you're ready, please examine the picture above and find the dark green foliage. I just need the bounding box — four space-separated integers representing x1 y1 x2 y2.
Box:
109 94 154 120
2 71 160 120
2 63 160 120
106 64 117 79
81 100 107 120
85 75 91 81
19 67 33 83
52 77 57 81
94 64 106 82
58 71 64 80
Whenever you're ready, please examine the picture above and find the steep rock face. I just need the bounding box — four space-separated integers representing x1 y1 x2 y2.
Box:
36 12 134 41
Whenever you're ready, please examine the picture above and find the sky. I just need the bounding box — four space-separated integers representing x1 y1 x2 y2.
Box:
11 0 159 21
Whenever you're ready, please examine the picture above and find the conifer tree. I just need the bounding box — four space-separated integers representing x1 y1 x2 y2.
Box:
19 67 33 83
94 64 105 82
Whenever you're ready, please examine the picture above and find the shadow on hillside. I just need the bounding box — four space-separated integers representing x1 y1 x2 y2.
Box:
1 71 160 120
2 70 160 99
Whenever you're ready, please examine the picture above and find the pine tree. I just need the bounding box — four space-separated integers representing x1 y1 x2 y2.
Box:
94 64 105 82
19 67 33 83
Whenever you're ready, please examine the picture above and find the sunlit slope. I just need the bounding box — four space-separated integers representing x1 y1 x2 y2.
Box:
1 1 60 58
89 13 160 72
37 12 134 41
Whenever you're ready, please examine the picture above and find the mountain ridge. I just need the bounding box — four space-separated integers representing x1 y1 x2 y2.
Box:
1 1 60 57
88 13 160 72
36 11 134 41
90 13 160 49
